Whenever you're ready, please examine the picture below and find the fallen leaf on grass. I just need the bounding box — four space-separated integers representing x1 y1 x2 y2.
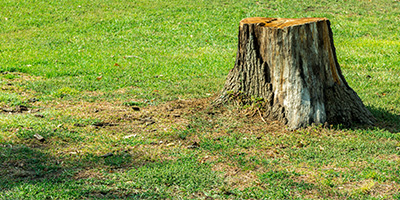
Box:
34 114 44 118
100 153 114 158
74 123 86 127
123 134 137 139
187 141 200 149
33 134 45 142
132 106 140 111
92 122 116 127
1 105 29 113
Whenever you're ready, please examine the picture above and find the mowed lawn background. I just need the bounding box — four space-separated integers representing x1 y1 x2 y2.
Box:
0 0 399 199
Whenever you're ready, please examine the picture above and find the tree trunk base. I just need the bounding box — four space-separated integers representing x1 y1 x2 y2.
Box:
214 17 375 129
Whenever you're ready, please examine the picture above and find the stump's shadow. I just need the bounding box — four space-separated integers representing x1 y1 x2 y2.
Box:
361 105 400 133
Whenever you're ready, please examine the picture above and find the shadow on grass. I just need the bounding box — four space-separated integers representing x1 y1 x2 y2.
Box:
0 143 159 199
329 106 400 140
0 140 224 199
367 106 400 133
367 105 400 133
330 105 400 142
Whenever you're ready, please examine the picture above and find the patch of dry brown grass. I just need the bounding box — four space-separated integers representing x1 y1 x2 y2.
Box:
2 86 400 198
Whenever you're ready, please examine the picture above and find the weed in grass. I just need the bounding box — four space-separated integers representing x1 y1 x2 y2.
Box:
15 128 52 140
52 87 80 98
255 170 315 198
122 101 146 107
117 156 223 198
0 93 25 107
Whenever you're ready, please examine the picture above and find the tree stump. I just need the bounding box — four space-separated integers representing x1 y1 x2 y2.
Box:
215 17 375 129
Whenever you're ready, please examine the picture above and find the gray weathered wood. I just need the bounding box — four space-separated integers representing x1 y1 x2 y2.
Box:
215 17 375 129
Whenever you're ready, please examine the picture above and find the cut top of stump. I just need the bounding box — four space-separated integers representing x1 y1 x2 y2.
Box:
240 17 328 28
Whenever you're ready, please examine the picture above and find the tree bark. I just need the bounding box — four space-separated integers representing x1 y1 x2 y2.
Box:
215 17 375 130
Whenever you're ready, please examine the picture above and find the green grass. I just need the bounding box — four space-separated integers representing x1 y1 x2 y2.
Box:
1 0 400 199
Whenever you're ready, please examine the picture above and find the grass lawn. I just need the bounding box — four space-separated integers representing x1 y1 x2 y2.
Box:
1 0 399 199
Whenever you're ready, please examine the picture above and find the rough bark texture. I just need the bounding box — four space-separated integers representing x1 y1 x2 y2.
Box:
215 17 375 129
